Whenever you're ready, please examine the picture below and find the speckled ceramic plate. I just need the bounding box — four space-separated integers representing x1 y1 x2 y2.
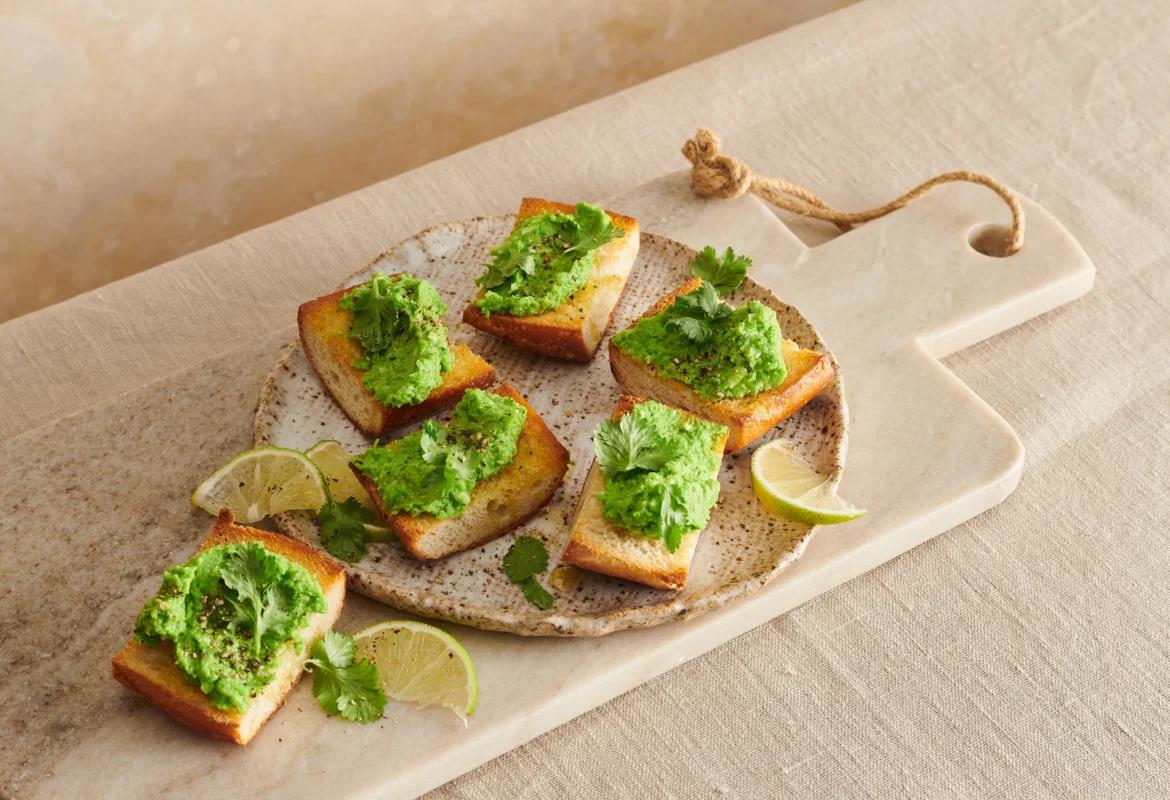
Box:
254 215 847 636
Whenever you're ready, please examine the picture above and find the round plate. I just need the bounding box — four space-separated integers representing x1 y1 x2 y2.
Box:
255 215 847 636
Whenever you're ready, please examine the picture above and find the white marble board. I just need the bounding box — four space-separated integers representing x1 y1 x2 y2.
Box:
33 172 1094 799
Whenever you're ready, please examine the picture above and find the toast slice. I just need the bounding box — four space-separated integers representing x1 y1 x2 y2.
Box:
462 198 640 362
111 510 346 745
354 383 570 560
561 395 728 590
299 285 496 437
609 277 835 453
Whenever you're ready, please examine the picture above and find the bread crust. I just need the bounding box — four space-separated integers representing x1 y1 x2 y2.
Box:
353 383 570 560
560 395 727 590
609 279 835 452
298 286 496 436
110 511 345 744
462 198 640 362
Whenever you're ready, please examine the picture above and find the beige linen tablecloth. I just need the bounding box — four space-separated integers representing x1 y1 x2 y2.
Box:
2 0 1167 796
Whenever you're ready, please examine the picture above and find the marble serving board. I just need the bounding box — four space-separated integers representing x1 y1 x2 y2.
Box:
1 172 1093 800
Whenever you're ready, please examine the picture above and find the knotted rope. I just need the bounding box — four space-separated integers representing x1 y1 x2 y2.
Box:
681 128 1024 255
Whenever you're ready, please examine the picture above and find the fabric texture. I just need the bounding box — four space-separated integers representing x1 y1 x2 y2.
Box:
2 0 1167 797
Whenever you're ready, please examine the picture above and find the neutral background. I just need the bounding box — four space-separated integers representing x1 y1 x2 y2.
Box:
2 0 1169 797
0 0 850 321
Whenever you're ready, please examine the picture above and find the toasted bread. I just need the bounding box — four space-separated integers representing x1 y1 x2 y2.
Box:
353 383 570 560
111 510 345 745
299 285 496 437
561 395 728 590
462 198 640 362
609 277 835 453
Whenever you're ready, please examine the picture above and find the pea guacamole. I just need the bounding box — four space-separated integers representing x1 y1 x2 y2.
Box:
611 283 788 400
474 202 622 317
595 401 726 551
340 272 453 407
134 542 326 712
352 389 527 518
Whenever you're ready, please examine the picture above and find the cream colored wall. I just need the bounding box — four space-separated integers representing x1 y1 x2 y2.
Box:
0 0 852 322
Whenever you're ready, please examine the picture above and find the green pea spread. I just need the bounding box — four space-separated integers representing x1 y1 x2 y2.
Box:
352 389 527 518
340 273 453 407
134 542 326 712
474 202 622 317
597 401 725 551
611 285 788 400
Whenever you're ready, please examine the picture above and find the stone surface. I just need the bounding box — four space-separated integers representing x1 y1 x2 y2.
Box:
0 170 1092 798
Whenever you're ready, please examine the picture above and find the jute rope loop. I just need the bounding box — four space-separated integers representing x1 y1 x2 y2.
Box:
681 128 1025 255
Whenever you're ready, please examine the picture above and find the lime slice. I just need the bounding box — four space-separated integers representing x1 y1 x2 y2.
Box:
305 440 377 511
751 440 866 525
192 446 328 523
353 620 477 716
305 440 392 540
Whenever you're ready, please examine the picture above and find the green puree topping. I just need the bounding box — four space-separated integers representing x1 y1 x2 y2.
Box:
353 389 527 518
611 281 787 400
594 400 726 552
340 272 453 407
134 543 326 712
474 202 623 317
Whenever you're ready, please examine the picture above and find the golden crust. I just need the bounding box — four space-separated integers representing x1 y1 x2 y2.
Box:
462 197 640 362
298 286 496 436
110 511 346 745
560 395 728 591
353 383 570 560
609 281 835 452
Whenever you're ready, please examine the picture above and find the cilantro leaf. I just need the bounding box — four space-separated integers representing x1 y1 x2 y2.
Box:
658 486 690 553
520 577 554 610
307 631 387 724
478 203 621 290
340 273 408 353
665 315 712 344
219 544 288 656
419 421 450 465
689 245 751 295
318 497 377 563
503 536 549 583
594 413 677 476
563 202 622 257
502 537 554 609
662 281 733 346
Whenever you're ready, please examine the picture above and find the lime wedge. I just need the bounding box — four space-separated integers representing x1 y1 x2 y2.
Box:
191 446 328 523
751 440 865 525
306 440 377 510
353 620 477 716
305 440 391 539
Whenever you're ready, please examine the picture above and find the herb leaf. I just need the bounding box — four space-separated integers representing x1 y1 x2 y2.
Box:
219 545 302 656
595 413 677 476
563 202 622 257
658 486 689 553
340 274 409 353
307 631 387 724
503 536 549 583
477 203 622 290
661 281 733 346
689 245 751 295
318 497 377 563
503 537 554 609
520 577 554 610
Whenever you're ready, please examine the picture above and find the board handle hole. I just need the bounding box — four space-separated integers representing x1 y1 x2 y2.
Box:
968 224 1014 258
